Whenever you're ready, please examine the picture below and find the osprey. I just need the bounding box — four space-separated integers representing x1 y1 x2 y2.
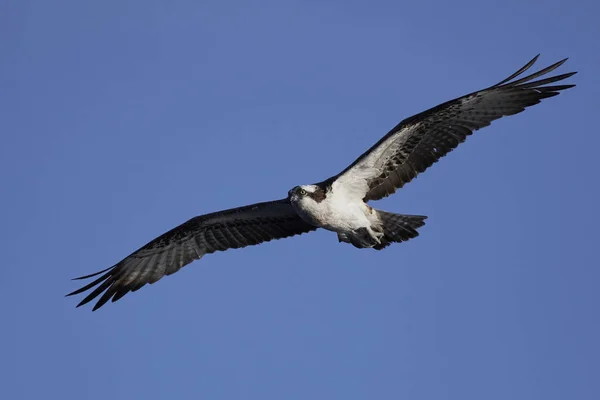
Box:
68 55 575 310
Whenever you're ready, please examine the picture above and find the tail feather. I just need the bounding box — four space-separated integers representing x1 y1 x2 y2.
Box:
374 210 427 250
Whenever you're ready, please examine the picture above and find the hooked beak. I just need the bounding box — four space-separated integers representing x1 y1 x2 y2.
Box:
288 187 298 201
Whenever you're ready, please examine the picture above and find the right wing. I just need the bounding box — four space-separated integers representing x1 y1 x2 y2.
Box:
328 55 576 201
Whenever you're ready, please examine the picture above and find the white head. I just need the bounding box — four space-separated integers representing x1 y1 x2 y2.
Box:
288 185 325 204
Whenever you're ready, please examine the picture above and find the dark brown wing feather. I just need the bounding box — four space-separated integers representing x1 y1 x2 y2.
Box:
330 55 576 201
67 199 316 310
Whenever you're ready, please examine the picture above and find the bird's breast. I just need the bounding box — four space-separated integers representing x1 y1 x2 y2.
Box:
291 194 371 232
291 197 329 227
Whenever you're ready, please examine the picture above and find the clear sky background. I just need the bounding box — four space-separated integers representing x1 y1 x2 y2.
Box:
1 1 599 399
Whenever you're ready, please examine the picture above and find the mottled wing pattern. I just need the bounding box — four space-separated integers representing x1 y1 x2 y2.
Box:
67 199 316 310
332 55 576 201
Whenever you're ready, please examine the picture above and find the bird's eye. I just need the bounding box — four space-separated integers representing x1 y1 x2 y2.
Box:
299 189 307 196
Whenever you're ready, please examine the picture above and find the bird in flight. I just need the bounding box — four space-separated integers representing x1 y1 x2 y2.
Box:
68 55 575 310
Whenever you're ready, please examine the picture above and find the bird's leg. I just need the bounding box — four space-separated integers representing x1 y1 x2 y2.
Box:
367 226 384 244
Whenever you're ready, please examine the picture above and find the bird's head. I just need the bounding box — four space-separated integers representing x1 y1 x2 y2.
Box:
288 185 326 204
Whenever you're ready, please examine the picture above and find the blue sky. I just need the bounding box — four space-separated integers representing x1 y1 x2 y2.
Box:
1 0 599 399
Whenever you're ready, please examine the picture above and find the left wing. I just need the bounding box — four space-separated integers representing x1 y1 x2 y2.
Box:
67 198 316 311
328 55 576 201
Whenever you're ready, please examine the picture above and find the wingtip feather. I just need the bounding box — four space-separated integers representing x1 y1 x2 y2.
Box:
71 266 114 280
493 54 540 87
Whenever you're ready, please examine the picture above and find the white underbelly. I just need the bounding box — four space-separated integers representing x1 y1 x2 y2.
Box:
320 202 370 232
297 192 373 233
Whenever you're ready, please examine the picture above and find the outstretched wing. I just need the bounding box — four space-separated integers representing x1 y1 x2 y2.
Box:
67 198 316 311
329 55 576 201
